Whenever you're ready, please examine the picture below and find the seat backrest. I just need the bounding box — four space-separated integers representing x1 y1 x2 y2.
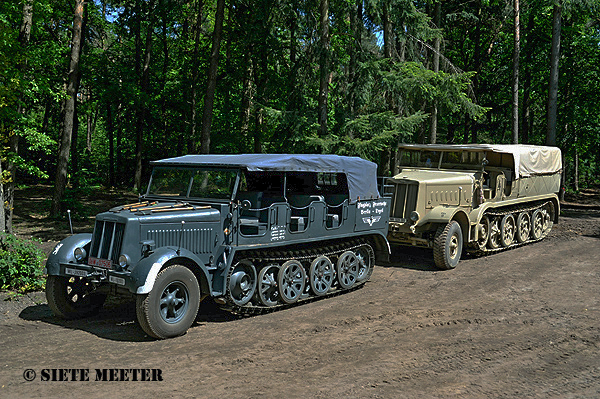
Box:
288 194 323 208
325 194 349 207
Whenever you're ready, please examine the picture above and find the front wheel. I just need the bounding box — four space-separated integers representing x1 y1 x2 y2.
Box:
433 221 463 270
136 265 200 339
46 275 106 319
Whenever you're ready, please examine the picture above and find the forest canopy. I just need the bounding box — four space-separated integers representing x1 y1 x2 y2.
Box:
1 0 599 230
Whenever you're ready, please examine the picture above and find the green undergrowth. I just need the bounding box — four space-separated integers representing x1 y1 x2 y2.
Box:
0 233 45 294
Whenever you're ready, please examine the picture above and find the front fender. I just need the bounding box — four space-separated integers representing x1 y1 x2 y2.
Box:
418 206 461 226
45 234 92 275
131 247 211 295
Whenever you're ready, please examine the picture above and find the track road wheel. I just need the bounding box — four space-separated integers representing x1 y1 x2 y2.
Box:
46 275 106 319
355 245 375 283
476 216 490 250
516 212 531 243
278 260 306 304
433 221 463 270
136 265 200 339
336 251 359 289
541 203 554 237
531 209 545 240
500 214 516 247
487 217 501 249
255 264 280 307
309 256 334 296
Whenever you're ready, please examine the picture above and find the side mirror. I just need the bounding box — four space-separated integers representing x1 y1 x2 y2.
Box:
241 199 251 210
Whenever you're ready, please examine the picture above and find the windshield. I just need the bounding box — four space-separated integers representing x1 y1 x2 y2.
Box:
399 149 484 169
147 167 239 200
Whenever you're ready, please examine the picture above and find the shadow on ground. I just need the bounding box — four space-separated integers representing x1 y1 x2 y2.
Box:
381 245 439 271
18 296 238 342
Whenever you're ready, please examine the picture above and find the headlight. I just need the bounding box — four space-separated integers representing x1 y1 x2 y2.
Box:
74 247 87 262
410 211 420 222
118 254 130 268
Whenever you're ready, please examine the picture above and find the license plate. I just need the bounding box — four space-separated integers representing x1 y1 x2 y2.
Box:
65 267 88 277
109 276 126 286
88 257 112 268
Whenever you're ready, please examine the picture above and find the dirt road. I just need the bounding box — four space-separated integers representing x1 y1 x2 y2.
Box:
1 208 599 398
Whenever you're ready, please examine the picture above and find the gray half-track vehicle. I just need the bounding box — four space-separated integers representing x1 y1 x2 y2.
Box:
386 144 562 270
45 154 391 338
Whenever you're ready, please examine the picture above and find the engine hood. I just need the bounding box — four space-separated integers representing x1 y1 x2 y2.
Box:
391 168 476 186
96 201 221 224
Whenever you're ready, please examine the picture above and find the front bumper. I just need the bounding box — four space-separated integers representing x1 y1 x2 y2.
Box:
54 262 137 293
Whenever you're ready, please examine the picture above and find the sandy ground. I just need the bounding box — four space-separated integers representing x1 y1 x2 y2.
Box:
0 187 599 398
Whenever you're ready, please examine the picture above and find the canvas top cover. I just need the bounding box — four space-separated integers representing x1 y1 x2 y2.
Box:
397 144 562 179
151 154 381 202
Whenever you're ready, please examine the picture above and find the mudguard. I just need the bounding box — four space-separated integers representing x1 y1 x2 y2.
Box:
360 231 390 263
131 247 211 295
45 234 92 275
418 206 466 226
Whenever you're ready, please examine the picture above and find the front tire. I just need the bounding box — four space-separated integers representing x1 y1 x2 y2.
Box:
136 265 200 339
433 221 463 270
46 275 106 319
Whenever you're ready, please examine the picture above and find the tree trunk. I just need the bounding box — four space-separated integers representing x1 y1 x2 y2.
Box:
106 102 115 187
289 3 298 112
86 109 93 153
5 0 34 231
254 107 263 153
546 3 561 146
380 3 393 175
253 36 269 154
511 0 520 144
85 89 95 154
574 135 579 192
348 0 362 122
382 4 393 59
189 0 203 153
240 51 254 145
470 0 482 143
200 0 225 154
134 1 155 191
41 98 51 134
17 0 33 56
116 102 123 183
51 0 85 218
318 0 330 136
0 160 5 233
521 11 534 144
429 1 441 144
71 102 80 187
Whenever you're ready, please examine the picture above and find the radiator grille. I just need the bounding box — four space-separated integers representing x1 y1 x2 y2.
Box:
90 220 125 264
147 228 214 254
391 183 418 218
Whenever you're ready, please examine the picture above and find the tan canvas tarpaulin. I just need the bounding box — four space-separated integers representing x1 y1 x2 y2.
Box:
397 144 562 179
482 144 562 179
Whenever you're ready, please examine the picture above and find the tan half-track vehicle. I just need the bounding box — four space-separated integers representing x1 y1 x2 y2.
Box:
386 144 562 269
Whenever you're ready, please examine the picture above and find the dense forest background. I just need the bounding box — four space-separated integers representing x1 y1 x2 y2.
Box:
1 0 599 232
